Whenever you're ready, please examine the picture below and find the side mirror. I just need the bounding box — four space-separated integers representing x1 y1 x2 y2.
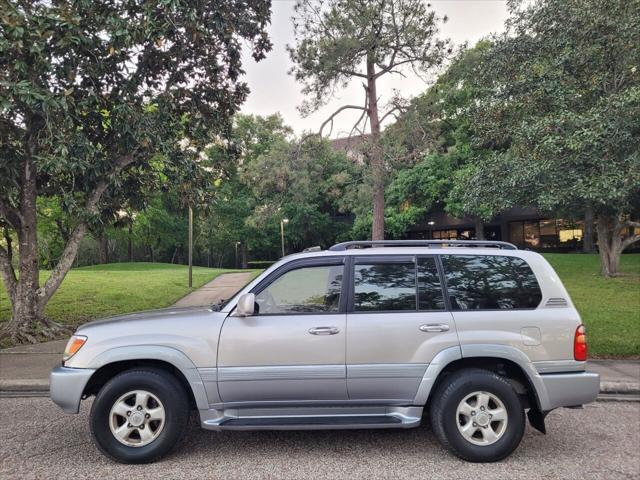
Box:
235 293 256 317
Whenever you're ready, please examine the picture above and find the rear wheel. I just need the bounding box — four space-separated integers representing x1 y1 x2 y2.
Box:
430 368 525 462
90 368 189 464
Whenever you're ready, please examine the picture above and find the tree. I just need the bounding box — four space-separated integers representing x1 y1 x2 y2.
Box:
462 0 640 276
0 0 271 342
382 42 496 239
288 0 450 240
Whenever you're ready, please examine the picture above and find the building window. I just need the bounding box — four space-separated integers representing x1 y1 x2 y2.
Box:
433 229 458 240
557 219 583 244
509 219 584 250
509 222 524 245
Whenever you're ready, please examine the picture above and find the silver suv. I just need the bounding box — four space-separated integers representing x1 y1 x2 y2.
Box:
51 240 599 464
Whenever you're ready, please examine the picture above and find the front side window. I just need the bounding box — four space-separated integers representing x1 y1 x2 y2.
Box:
353 262 416 311
255 265 342 314
442 255 542 310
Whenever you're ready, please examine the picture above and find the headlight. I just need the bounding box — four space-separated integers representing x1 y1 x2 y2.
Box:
63 335 87 362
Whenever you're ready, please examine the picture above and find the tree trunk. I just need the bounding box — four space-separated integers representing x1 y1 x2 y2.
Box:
1 151 135 344
583 207 595 253
98 233 109 264
366 57 385 241
594 214 640 277
13 153 43 331
474 217 485 240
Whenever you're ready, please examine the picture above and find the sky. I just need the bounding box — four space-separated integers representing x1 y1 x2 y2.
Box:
240 0 510 138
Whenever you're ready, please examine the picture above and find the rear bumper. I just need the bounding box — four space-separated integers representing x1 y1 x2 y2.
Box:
539 371 600 410
50 366 96 414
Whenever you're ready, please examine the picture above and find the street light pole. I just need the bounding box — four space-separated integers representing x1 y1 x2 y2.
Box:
235 241 240 269
280 218 289 257
188 205 193 288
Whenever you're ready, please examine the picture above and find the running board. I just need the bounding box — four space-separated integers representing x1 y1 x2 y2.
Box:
200 406 423 431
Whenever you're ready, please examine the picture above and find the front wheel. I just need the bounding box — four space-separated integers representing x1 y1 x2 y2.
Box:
90 368 190 464
430 368 525 462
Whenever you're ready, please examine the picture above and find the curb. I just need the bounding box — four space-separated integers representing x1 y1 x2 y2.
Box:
599 381 640 395
1 379 639 398
0 379 49 392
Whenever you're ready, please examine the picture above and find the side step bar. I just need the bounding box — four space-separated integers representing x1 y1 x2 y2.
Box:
200 406 423 431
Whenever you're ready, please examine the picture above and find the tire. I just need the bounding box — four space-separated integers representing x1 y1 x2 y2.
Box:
90 368 190 464
429 368 525 462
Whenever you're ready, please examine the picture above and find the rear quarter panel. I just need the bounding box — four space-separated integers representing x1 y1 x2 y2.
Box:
451 251 581 362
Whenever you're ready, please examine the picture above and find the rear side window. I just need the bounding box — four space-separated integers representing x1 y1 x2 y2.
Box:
441 255 542 310
353 263 416 311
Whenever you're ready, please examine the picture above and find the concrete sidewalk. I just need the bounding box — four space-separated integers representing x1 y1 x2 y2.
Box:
172 271 254 308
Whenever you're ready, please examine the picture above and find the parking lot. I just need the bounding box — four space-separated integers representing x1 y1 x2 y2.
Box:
0 397 638 479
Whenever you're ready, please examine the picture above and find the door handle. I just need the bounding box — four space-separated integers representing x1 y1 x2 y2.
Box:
419 323 450 333
308 326 340 335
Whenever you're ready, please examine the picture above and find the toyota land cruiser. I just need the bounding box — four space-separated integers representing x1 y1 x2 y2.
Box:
50 240 599 463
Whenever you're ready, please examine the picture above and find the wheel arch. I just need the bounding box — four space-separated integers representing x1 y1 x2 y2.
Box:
414 344 550 412
82 346 209 410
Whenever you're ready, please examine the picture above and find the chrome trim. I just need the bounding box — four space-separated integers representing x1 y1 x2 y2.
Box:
308 326 340 335
545 297 569 308
217 365 345 382
419 323 450 333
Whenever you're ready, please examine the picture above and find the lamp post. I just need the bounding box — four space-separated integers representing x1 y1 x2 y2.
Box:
188 206 193 288
280 218 289 257
235 241 241 269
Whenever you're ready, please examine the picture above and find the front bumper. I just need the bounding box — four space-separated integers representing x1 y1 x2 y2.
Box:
539 371 600 410
50 366 96 414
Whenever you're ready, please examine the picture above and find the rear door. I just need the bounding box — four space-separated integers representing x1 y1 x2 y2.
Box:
345 255 459 401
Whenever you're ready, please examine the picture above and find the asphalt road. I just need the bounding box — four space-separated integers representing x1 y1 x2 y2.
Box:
0 398 638 480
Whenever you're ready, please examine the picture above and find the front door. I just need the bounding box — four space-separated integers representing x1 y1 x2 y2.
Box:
217 258 347 403
346 255 459 401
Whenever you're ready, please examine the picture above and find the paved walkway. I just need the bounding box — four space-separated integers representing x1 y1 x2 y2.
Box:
173 271 253 307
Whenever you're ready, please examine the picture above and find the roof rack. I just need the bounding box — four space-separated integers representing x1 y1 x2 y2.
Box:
328 240 518 251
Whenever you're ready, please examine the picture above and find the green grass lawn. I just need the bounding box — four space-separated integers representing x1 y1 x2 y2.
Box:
0 256 638 357
543 253 640 358
0 262 242 328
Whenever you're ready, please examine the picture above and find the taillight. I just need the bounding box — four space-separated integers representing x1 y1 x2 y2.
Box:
574 325 588 361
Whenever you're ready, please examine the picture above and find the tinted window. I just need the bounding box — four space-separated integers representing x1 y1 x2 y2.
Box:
353 263 416 311
255 265 342 314
417 257 445 311
442 255 542 310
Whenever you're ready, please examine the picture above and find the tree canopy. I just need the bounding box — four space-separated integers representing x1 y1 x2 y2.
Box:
288 0 450 239
0 0 272 341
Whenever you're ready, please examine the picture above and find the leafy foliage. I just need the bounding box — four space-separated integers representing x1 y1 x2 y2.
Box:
0 0 272 340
